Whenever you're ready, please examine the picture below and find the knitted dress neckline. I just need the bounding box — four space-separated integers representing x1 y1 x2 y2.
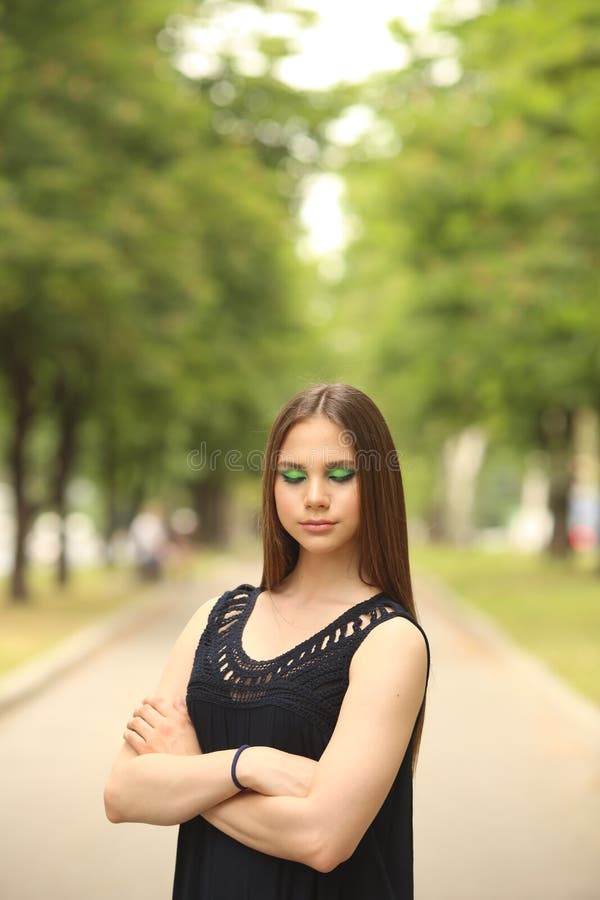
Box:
237 584 389 666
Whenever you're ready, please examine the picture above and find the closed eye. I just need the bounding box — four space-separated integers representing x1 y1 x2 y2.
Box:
328 468 356 482
279 468 356 483
280 472 305 483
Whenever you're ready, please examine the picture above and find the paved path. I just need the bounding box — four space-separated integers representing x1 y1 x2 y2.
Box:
0 558 599 900
413 572 600 900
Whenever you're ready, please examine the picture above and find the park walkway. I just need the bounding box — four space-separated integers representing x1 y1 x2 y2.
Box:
0 555 598 900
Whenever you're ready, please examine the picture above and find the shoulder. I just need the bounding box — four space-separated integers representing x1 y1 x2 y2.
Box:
355 610 428 661
168 587 230 651
350 603 430 689
151 592 221 698
152 583 255 697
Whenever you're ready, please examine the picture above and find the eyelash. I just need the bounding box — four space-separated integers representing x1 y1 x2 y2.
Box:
279 472 355 484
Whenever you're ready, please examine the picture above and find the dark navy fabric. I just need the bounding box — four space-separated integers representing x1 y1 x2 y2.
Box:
172 583 430 900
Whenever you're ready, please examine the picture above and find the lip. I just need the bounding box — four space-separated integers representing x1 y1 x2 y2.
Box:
301 519 335 525
300 520 336 533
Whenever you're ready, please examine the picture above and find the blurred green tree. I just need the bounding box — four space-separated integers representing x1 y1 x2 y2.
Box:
0 0 340 600
335 0 599 549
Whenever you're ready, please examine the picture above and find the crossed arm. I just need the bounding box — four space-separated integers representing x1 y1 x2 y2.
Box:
104 601 428 873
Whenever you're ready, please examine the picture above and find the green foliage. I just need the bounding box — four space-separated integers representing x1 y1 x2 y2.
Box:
334 0 599 517
0 0 348 595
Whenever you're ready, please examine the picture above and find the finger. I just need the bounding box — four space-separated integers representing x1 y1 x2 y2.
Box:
136 700 171 725
123 727 144 747
132 703 160 725
124 728 151 755
127 715 152 738
142 695 171 717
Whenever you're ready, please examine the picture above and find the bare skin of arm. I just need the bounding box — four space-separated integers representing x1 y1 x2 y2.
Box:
131 616 428 872
103 596 317 826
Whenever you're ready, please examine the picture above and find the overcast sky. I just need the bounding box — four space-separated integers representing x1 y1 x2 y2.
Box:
276 0 441 90
172 1 444 261
175 0 442 88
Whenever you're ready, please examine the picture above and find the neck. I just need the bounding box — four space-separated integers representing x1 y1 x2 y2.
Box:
280 541 362 603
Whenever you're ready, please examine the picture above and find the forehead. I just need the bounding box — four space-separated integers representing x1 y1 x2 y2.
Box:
278 417 355 464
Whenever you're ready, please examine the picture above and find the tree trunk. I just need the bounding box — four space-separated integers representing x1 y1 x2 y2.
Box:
441 425 487 544
53 380 80 587
192 476 230 547
7 365 35 603
100 425 119 566
538 406 574 558
547 472 572 556
508 460 552 552
100 431 142 567
101 436 149 565
425 454 447 542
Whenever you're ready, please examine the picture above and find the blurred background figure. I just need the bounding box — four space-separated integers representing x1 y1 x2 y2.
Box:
129 503 169 581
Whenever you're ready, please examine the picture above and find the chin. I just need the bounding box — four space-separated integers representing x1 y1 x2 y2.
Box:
295 531 355 553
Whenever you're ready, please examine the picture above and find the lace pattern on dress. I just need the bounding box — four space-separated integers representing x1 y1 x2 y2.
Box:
187 583 421 733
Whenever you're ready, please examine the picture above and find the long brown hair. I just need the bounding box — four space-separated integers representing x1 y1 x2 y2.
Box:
258 382 428 775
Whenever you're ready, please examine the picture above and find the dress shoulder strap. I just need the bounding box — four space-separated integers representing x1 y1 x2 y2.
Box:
200 583 253 648
206 583 253 630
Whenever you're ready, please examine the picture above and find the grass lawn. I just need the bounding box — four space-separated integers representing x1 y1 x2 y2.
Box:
0 548 228 677
411 544 600 707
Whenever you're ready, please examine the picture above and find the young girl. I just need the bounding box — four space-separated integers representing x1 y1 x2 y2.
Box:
104 382 431 900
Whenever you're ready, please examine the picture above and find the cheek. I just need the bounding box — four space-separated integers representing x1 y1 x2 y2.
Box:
347 485 361 522
344 481 360 506
273 482 290 516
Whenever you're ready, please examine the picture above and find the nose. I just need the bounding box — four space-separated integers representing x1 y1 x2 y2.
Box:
303 475 331 510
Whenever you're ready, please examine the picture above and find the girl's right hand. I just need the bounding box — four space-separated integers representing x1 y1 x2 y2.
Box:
236 746 317 798
123 696 201 757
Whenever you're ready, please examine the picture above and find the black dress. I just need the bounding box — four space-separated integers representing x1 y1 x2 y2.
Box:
172 583 431 900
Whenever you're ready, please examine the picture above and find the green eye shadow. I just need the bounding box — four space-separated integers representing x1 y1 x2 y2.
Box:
279 467 355 481
281 469 305 480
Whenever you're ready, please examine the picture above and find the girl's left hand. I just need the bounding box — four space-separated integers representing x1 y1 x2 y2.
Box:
123 696 201 756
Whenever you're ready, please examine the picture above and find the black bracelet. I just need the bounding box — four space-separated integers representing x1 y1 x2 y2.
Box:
231 744 250 791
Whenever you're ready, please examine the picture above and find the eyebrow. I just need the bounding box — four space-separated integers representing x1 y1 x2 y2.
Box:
276 459 356 470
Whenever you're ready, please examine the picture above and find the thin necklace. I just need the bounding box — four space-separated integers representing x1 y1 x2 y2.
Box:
268 590 298 628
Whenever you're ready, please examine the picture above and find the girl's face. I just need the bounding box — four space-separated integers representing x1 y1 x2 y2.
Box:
274 416 360 554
